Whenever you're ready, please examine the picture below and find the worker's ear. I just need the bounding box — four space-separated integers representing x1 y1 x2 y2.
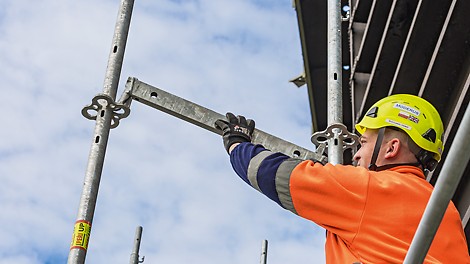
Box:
384 138 400 159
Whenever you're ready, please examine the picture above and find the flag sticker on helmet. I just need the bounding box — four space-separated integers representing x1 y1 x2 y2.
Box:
409 115 419 123
386 118 412 130
398 111 410 119
393 103 420 116
398 111 419 123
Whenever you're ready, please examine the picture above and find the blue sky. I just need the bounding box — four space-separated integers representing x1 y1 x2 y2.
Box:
0 0 327 263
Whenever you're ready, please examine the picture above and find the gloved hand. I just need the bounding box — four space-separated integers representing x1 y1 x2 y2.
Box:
215 112 255 154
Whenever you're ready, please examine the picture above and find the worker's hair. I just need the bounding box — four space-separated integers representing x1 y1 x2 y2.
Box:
383 127 422 156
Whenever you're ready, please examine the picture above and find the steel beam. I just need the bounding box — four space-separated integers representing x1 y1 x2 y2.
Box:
418 0 458 96
118 78 326 163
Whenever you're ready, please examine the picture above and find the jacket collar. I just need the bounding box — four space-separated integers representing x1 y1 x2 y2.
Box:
387 165 426 180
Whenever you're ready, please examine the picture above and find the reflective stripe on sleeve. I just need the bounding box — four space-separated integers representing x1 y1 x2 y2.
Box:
275 158 302 214
247 150 274 192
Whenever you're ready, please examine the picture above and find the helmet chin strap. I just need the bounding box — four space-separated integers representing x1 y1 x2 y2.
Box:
368 127 386 171
368 127 422 172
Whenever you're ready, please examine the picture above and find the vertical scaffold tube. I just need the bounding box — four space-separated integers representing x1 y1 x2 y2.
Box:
327 0 344 165
67 0 135 263
129 226 144 264
260 240 268 264
404 103 470 263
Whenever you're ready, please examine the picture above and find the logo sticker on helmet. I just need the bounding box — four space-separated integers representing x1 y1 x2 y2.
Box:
386 118 412 130
393 103 420 116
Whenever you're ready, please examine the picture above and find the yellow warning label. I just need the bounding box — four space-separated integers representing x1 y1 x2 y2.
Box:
70 220 91 250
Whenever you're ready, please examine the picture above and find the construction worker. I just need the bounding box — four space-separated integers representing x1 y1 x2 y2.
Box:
215 94 469 263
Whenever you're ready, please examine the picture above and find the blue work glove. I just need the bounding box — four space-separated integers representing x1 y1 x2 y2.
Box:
215 112 255 154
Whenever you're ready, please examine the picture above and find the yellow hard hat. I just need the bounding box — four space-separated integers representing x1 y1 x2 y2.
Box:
356 94 444 161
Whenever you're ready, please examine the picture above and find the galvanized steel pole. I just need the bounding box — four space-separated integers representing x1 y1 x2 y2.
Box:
129 226 144 264
68 0 134 263
327 0 344 165
260 240 268 264
403 103 470 263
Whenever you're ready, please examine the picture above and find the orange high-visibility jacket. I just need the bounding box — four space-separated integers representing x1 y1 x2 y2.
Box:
230 142 469 263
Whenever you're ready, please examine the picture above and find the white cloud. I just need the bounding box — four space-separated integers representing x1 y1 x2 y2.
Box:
0 0 325 263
